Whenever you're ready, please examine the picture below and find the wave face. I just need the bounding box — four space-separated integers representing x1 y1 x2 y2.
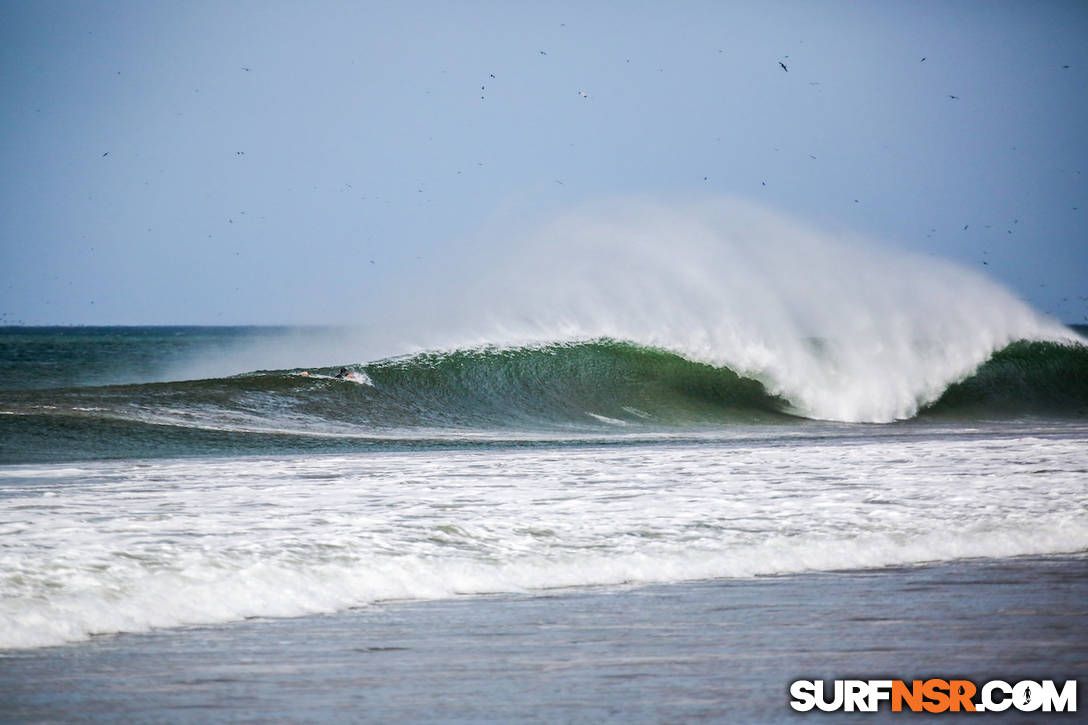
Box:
924 338 1088 416
362 340 791 427
2 337 1086 464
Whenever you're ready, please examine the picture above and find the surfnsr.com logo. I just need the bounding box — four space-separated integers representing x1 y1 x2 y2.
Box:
789 679 1077 713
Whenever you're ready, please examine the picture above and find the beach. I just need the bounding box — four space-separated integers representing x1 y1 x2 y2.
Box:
2 555 1084 723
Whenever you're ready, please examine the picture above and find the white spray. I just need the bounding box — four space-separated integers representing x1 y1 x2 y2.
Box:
404 197 1075 422
171 196 1075 422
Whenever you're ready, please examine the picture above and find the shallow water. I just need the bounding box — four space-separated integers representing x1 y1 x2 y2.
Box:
1 555 1084 723
3 427 1086 651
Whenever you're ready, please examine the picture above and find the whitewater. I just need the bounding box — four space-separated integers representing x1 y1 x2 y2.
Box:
3 430 1087 651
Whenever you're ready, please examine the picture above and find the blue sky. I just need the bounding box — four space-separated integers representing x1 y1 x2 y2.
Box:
1 0 1086 325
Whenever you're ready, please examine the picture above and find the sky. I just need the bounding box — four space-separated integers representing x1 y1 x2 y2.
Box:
1 0 1086 326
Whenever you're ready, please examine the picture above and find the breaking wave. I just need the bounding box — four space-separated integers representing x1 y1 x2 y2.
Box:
1 336 1085 463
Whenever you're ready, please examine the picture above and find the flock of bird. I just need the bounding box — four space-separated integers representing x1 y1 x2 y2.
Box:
91 48 1081 318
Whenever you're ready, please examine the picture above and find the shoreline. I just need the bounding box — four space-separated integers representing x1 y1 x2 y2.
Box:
2 554 1084 723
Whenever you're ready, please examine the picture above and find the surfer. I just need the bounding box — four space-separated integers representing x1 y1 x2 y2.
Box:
335 368 349 379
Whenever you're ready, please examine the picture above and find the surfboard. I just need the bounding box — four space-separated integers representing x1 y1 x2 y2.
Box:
298 371 369 384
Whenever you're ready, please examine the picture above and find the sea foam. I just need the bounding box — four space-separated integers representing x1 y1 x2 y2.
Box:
2 433 1086 649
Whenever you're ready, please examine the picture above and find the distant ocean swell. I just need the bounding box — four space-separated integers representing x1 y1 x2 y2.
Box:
1 338 1085 463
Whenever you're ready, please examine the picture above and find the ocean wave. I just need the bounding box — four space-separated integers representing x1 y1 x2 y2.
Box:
6 522 1086 651
3 431 1086 651
1 337 1085 463
923 338 1088 416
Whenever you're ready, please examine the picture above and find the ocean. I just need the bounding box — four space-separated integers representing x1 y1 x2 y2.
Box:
1 324 1086 722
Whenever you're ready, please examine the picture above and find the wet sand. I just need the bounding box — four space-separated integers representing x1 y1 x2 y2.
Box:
2 555 1085 723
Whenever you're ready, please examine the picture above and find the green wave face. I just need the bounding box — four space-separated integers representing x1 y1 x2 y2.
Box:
358 340 793 428
923 340 1088 417
1 338 1085 464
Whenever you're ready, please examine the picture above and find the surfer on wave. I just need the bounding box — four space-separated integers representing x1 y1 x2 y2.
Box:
300 367 358 381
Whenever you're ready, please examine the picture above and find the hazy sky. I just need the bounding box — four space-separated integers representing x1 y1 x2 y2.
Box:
1 0 1086 326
